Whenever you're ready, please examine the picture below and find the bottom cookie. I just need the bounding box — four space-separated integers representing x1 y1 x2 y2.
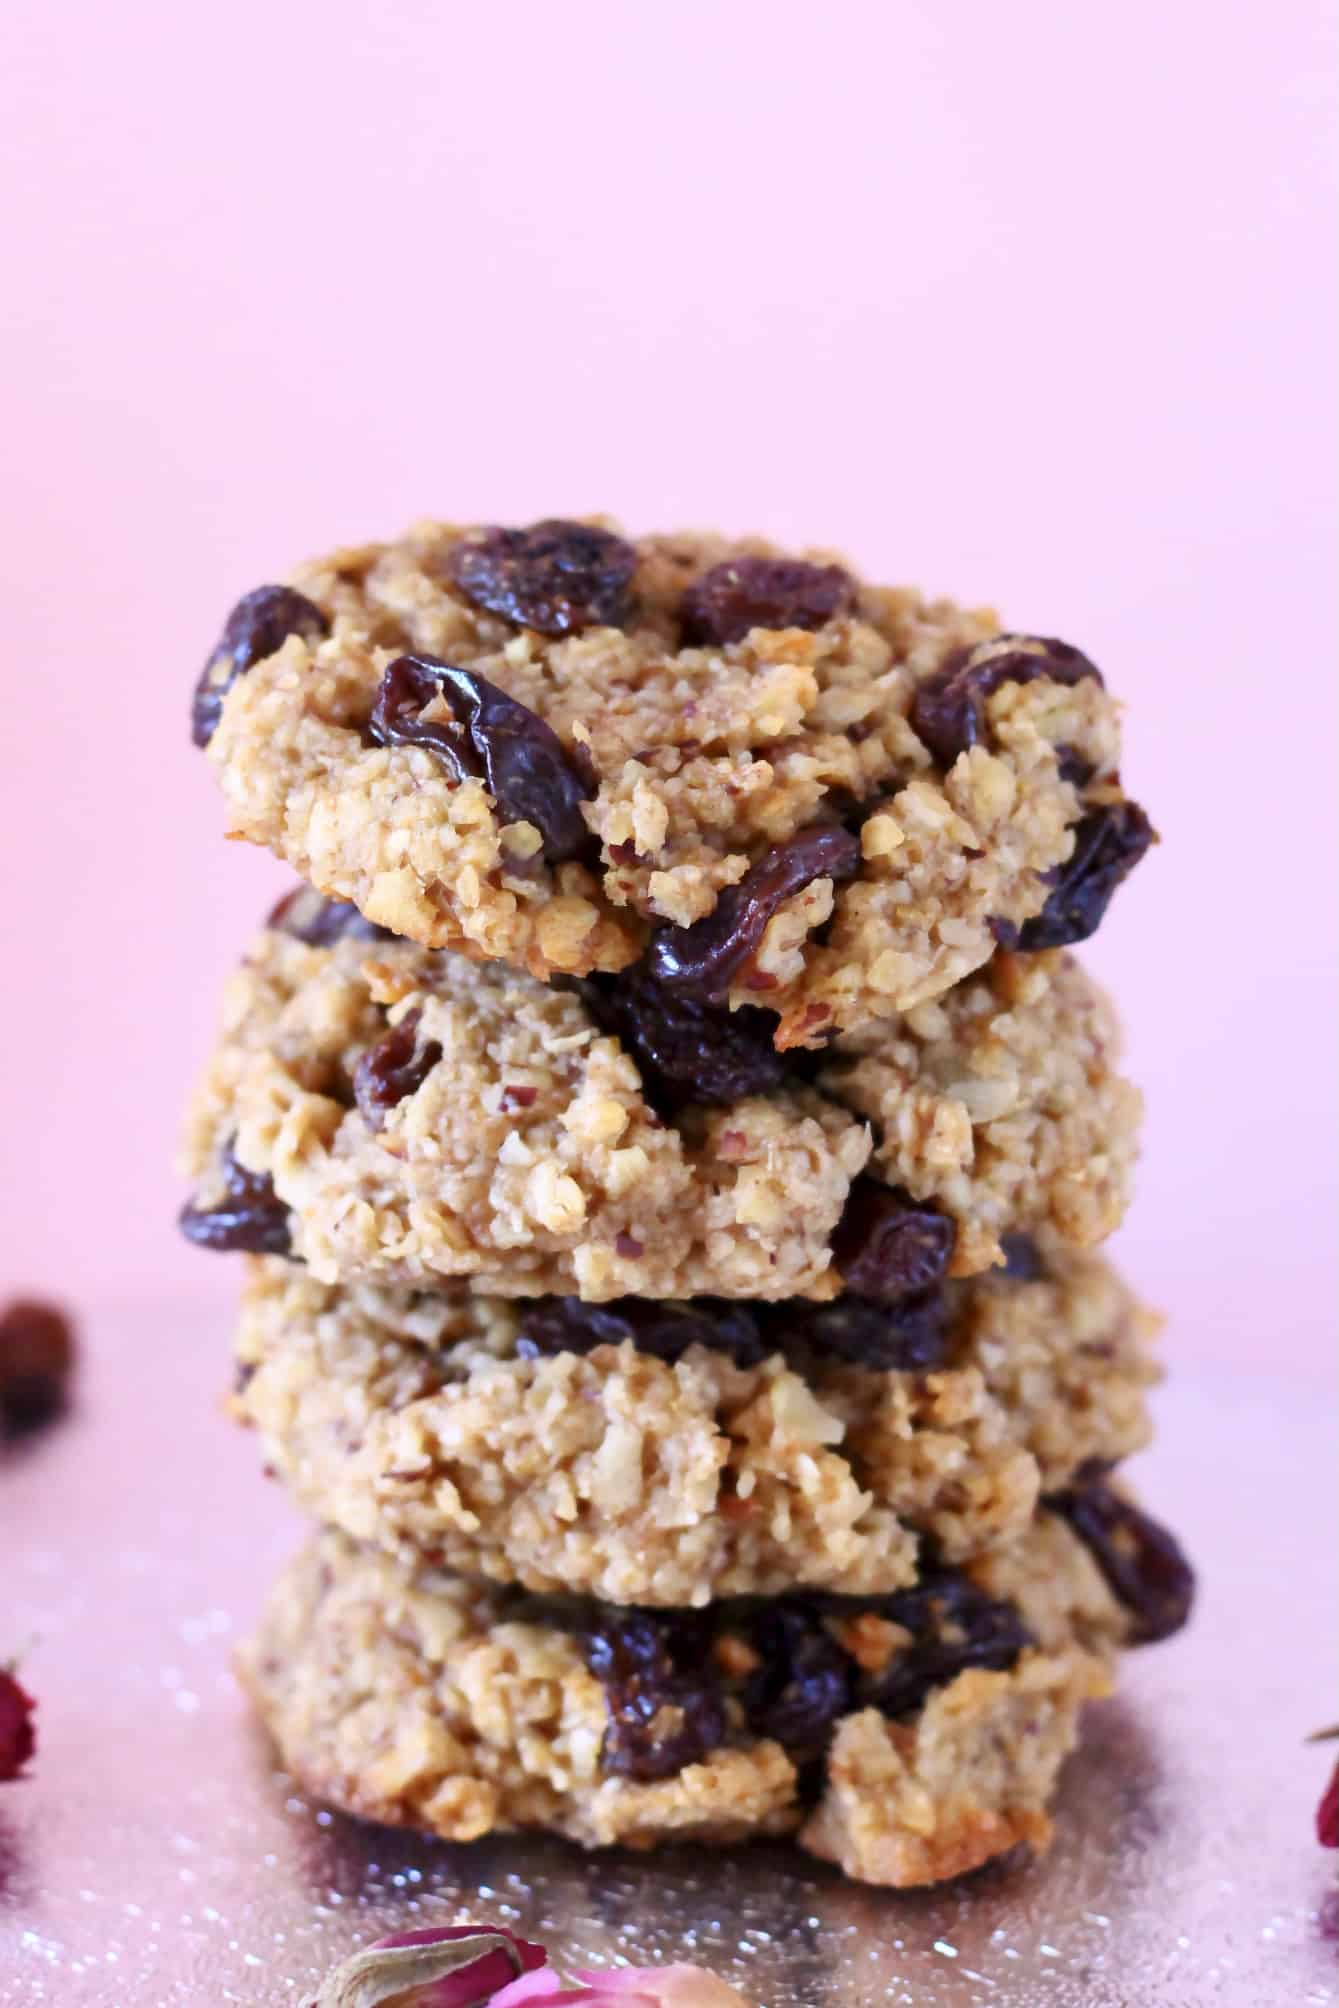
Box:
239 1495 1192 1887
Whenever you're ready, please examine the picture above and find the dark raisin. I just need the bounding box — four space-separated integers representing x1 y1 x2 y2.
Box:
192 585 329 747
353 1011 443 1128
910 634 1102 770
831 1179 957 1305
579 1611 726 1781
1056 746 1097 788
679 557 853 647
266 885 395 948
993 801 1155 952
515 1297 768 1370
857 1571 1034 1717
583 970 785 1111
645 826 861 1003
740 1606 853 1758
1047 1481 1194 1644
996 1232 1044 1281
446 520 637 636
178 1145 291 1256
759 1291 947 1371
0 1300 75 1434
0 1669 37 1781
368 654 594 863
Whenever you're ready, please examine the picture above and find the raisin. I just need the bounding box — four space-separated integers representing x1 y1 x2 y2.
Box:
446 520 637 636
857 1571 1034 1717
515 1297 769 1370
353 1011 442 1128
1047 1480 1195 1644
910 634 1102 770
267 885 395 948
1057 746 1097 788
645 826 861 1002
178 1145 291 1256
369 654 593 863
993 802 1155 952
0 1300 75 1434
583 970 785 1110
741 1606 853 1758
760 1292 947 1371
831 1179 956 1305
679 556 853 647
192 585 328 747
996 1232 1044 1281
0 1669 37 1781
579 1611 726 1781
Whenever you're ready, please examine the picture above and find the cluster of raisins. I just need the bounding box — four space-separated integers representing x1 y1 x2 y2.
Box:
514 1285 948 1374
555 1571 1033 1782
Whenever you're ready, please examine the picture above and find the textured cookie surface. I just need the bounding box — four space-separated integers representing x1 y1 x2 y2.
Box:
239 1517 1133 1883
199 520 1152 1044
182 916 1140 1298
230 1249 1157 1603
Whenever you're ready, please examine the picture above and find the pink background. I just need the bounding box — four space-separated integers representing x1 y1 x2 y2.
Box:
1 2 1335 1371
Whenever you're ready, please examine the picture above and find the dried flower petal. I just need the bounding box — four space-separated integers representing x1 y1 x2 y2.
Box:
0 1667 37 1781
313 1925 546 2008
493 1968 751 2008
1319 1761 1339 1849
492 1976 653 2007
573 1968 753 2006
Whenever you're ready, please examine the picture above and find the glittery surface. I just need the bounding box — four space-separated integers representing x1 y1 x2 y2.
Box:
2 1304 1334 2006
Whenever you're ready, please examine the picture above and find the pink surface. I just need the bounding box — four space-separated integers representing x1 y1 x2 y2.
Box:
1 3 1335 1369
3 1316 1336 2003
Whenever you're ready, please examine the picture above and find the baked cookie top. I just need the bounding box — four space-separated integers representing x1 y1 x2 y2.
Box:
195 520 1153 1046
180 900 1141 1300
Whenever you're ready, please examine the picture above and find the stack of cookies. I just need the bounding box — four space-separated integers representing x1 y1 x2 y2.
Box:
180 518 1193 1887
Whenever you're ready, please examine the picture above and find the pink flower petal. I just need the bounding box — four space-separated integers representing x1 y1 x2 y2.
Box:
573 1966 751 2006
490 1975 619 2008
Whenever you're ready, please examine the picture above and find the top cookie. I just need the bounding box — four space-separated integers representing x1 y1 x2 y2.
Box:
195 520 1153 1046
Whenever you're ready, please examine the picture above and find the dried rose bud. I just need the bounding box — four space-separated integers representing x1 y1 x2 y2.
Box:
0 1667 37 1781
1319 1760 1339 1849
0 1298 75 1434
311 1926 755 2008
313 1925 546 2008
1308 1724 1339 1848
